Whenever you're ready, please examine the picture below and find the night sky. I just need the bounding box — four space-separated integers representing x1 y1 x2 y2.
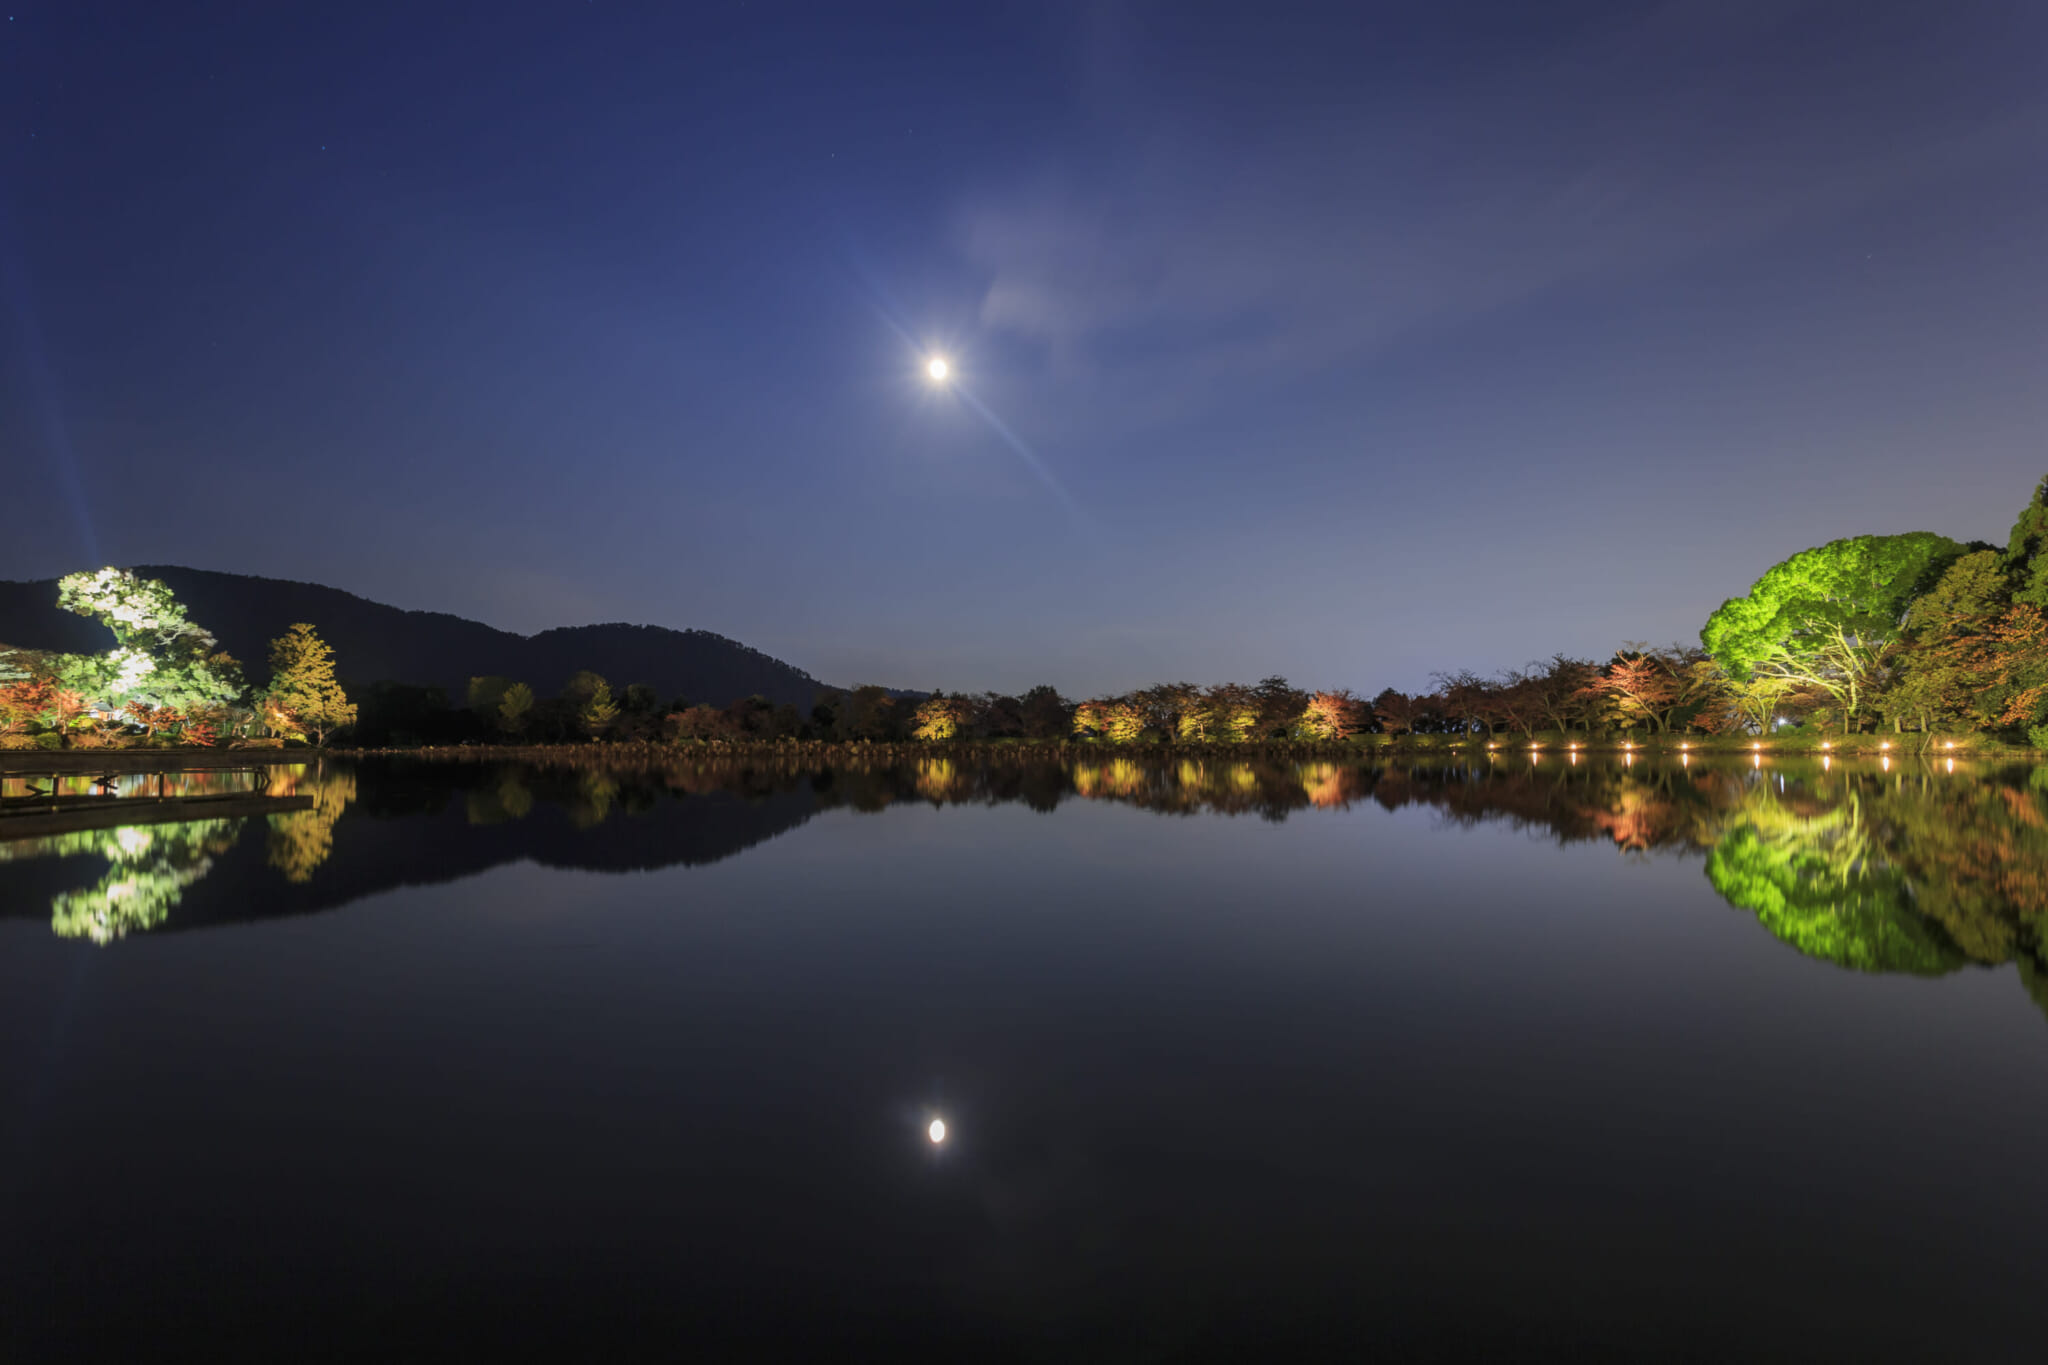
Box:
4 2 2045 695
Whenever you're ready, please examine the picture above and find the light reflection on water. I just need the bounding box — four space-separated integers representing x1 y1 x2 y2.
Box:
0 768 270 800
5 751 2048 1357
0 762 353 941
1 753 2043 1017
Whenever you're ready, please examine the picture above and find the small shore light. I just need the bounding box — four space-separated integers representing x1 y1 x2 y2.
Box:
928 1118 947 1144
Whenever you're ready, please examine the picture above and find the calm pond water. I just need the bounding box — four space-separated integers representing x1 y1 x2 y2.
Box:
3 752 2046 1361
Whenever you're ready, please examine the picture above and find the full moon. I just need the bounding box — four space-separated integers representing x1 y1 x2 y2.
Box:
928 1118 947 1143
926 357 949 381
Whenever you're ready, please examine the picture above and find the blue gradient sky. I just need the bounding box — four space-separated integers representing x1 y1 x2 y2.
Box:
4 2 2045 695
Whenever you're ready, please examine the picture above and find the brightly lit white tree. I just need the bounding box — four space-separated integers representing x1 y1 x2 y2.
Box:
54 568 245 712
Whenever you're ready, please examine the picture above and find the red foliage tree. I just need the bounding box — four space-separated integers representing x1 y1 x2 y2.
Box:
124 701 186 738
1300 689 1365 740
1582 651 1684 731
0 675 57 735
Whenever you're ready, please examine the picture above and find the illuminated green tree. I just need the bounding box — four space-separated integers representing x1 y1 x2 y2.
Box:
265 623 356 746
58 568 210 657
55 567 246 712
1701 533 1963 730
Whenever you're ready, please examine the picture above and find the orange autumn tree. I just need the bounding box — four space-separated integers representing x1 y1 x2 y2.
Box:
182 710 220 746
1582 651 1684 731
1298 689 1365 741
122 701 186 738
0 673 58 735
1933 604 2048 732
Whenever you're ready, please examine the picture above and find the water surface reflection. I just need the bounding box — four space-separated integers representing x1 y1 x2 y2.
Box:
4 752 2045 1019
7 751 2048 1359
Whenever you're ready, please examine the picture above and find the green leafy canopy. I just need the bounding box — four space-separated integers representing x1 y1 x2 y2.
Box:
1701 532 1963 679
54 567 245 711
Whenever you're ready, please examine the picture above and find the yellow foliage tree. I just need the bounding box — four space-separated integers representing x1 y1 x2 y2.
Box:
266 624 356 746
912 695 970 741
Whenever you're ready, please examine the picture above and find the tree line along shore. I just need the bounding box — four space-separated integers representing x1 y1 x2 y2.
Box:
10 475 2048 757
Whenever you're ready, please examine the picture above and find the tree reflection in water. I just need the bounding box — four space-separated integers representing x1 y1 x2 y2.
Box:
1703 786 1959 974
265 766 358 883
0 763 358 939
784 751 2048 1016
39 819 242 943
6 753 2048 1023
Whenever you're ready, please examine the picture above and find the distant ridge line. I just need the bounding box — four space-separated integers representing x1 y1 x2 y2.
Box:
0 565 850 708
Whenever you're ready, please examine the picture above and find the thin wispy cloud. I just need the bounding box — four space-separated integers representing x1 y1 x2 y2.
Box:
959 1 2045 415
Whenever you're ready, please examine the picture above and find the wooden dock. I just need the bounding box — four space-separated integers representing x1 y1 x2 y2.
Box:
0 791 316 840
0 750 308 775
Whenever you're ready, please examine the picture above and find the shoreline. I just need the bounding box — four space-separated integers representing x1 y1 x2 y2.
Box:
4 734 2030 772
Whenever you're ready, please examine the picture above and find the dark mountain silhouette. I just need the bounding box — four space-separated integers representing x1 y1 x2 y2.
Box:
0 566 834 706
